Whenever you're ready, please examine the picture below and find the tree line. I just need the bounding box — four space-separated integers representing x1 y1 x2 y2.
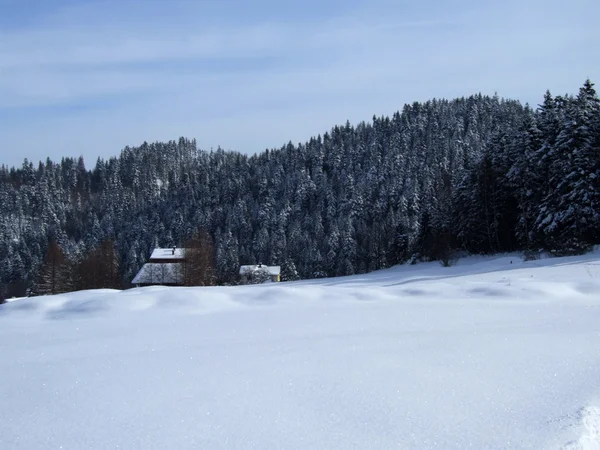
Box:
26 230 217 296
0 80 598 298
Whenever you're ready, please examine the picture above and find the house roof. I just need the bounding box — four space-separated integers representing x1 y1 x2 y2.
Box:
239 265 281 276
132 263 184 285
149 248 186 260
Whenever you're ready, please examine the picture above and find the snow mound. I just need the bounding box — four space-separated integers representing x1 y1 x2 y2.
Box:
564 406 600 450
1 251 599 449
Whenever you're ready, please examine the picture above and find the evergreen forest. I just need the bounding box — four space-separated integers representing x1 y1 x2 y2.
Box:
1 80 599 298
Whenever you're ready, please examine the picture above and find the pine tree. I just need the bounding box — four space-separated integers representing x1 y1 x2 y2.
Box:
507 108 544 251
1 82 598 294
538 80 600 253
216 231 239 284
281 258 300 282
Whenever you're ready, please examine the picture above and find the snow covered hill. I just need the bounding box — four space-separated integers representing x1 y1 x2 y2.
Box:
1 253 599 449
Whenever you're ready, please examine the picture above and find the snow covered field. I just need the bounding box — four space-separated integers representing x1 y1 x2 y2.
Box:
1 253 599 449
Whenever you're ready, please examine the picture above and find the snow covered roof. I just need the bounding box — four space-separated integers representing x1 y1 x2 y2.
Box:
150 248 186 260
132 263 184 285
239 265 281 276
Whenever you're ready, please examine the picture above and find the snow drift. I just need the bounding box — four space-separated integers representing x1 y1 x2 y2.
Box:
1 253 599 449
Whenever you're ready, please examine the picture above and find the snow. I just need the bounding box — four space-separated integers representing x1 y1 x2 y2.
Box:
149 247 186 260
131 262 184 285
564 407 600 450
1 252 600 449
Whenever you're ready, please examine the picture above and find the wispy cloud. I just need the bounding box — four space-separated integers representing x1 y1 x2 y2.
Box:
0 0 598 167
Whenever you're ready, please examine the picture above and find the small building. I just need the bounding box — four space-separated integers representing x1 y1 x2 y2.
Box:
132 247 187 287
239 264 281 284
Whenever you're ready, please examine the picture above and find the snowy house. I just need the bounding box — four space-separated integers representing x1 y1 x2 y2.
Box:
132 247 187 287
239 264 281 284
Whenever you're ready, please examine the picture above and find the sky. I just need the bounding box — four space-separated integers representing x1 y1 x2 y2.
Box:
0 0 599 168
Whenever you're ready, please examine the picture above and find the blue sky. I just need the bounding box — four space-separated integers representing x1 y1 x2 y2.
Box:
1 0 599 168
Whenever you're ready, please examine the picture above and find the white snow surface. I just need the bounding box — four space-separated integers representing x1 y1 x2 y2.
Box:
1 252 600 449
149 247 185 260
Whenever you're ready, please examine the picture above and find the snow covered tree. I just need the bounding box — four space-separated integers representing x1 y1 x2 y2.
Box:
242 266 272 284
1 81 598 294
281 258 300 282
536 80 600 254
507 108 544 250
216 231 240 284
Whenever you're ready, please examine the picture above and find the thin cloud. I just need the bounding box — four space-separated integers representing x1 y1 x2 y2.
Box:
0 0 598 168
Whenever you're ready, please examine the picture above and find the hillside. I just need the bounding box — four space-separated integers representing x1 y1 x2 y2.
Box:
1 80 599 298
1 252 599 449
